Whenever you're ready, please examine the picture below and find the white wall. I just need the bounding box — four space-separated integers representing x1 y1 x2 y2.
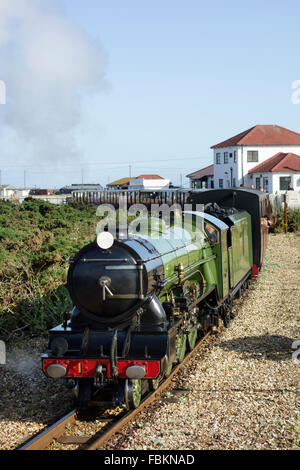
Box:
129 178 170 190
0 188 16 198
15 189 31 197
248 171 300 194
246 171 274 193
17 195 68 205
213 146 240 188
271 172 300 193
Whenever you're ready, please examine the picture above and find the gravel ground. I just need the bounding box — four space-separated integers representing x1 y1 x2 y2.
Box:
0 233 299 450
0 339 73 450
103 233 300 450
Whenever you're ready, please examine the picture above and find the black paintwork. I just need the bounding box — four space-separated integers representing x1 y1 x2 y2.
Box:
188 188 267 269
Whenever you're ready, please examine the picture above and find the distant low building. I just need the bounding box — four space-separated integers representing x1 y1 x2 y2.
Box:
107 177 135 190
18 195 70 205
57 184 102 195
0 185 17 198
0 186 32 199
128 174 170 190
107 175 170 190
15 188 31 197
29 189 55 196
186 165 214 189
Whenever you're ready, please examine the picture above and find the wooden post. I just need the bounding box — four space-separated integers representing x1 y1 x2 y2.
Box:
284 193 287 233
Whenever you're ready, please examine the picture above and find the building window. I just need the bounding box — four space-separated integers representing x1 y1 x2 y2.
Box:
233 178 236 187
234 151 237 163
247 151 258 162
263 177 269 193
224 152 229 164
216 153 221 164
255 177 260 189
219 179 223 189
280 176 291 191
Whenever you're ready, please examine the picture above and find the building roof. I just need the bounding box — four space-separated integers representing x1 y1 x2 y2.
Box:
107 177 135 187
0 184 16 190
211 125 300 149
186 165 214 180
135 174 164 180
248 152 300 173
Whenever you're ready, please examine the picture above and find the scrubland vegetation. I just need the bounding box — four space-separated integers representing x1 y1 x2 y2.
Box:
0 199 98 341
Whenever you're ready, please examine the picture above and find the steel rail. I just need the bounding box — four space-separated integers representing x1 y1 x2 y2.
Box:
18 409 77 450
83 331 211 450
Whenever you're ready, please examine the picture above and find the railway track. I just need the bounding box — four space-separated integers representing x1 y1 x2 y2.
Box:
18 331 211 451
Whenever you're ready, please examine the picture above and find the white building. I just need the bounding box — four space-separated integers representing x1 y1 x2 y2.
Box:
0 186 33 200
15 188 31 197
128 174 170 190
0 185 17 199
212 125 300 193
248 152 300 194
186 165 214 189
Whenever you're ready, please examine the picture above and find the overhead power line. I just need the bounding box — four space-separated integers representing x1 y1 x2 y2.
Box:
0 156 211 169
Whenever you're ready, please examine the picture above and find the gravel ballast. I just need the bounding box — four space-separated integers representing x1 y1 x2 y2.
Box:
103 233 300 450
0 233 299 450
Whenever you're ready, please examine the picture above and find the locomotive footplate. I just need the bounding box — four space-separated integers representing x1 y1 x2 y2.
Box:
46 324 169 359
42 324 172 382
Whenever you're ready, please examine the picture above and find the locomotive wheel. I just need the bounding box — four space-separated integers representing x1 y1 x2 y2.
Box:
222 298 234 328
188 328 197 351
125 379 142 409
223 313 232 328
165 362 173 378
150 378 160 391
237 287 242 299
176 334 187 363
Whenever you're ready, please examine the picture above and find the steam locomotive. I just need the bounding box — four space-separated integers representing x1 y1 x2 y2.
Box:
42 189 269 409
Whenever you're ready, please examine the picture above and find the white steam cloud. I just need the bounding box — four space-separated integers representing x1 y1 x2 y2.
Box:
0 0 107 166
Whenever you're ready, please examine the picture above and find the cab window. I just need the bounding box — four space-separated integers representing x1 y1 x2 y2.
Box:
204 222 218 244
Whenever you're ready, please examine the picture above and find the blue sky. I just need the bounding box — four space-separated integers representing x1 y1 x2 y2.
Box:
2 0 300 188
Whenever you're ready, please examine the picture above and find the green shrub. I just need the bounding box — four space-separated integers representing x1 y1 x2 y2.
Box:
270 209 300 233
0 199 98 342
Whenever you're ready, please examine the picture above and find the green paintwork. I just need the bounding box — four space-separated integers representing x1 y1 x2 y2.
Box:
188 328 197 350
131 379 142 408
227 212 253 287
136 221 209 292
176 334 187 362
132 210 253 304
128 211 254 380
220 230 229 297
